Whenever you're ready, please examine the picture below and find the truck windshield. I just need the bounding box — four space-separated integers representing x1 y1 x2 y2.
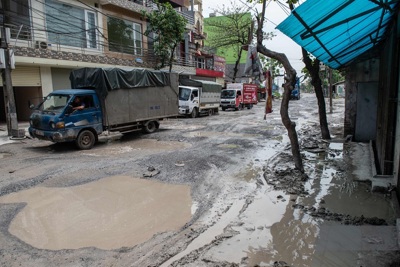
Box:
221 90 235 99
40 94 70 113
179 87 191 101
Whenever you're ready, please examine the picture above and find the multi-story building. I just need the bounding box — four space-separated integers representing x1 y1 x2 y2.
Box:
0 0 225 122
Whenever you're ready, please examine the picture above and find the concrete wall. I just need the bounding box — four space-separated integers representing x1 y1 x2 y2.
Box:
344 59 380 138
345 11 400 179
355 82 378 141
51 68 75 90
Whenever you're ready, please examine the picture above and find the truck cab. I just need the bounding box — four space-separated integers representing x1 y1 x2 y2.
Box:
178 79 221 118
220 83 258 111
178 86 199 118
29 90 103 149
220 88 242 111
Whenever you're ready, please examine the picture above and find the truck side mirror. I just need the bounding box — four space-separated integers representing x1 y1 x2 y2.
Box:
191 94 194 101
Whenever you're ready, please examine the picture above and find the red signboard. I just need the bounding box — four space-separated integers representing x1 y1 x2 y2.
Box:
243 84 258 104
196 68 224 78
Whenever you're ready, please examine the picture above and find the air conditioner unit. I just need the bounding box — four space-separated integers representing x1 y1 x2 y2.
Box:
35 41 50 49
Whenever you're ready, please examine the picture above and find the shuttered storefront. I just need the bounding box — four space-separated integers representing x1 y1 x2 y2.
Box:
0 66 42 121
0 66 41 86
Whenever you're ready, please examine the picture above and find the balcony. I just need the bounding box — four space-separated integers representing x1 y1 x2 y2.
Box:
100 0 195 27
99 0 155 13
180 10 195 26
194 54 225 78
158 0 188 8
8 22 197 71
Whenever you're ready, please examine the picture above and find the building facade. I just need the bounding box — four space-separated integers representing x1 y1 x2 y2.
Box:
0 0 224 121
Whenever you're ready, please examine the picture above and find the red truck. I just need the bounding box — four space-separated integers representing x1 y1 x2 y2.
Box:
220 83 258 111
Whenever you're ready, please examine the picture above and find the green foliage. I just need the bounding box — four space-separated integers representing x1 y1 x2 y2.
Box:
142 1 187 70
260 55 282 76
320 68 345 88
204 10 253 64
273 90 281 99
107 18 133 51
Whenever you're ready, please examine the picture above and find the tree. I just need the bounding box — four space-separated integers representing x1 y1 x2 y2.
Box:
204 2 252 82
142 1 187 72
302 49 331 139
204 1 274 82
254 0 304 172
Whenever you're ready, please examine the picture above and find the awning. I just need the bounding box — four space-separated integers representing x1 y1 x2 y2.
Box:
276 0 399 69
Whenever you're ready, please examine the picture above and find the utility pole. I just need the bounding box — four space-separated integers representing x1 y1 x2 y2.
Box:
1 4 20 137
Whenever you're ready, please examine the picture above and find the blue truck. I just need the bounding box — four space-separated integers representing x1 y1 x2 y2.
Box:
28 68 179 149
290 76 301 100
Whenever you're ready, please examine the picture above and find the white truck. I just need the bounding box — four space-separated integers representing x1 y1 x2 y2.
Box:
178 79 222 118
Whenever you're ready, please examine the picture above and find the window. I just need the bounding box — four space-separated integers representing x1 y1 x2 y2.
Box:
3 0 32 40
45 0 98 49
107 17 142 55
195 57 205 69
85 11 97 49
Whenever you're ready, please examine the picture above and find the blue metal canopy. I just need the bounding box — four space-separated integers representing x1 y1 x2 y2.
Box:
276 0 399 69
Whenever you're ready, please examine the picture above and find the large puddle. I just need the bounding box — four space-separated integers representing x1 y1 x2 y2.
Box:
83 139 191 156
183 131 260 138
165 141 398 266
0 176 192 250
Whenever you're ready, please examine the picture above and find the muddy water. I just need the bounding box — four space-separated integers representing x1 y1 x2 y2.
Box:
183 131 259 138
302 143 395 221
204 189 293 266
172 141 398 266
83 139 191 156
0 152 12 158
0 176 192 250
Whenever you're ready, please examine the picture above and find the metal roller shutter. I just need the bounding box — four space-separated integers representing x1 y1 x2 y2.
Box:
0 66 41 86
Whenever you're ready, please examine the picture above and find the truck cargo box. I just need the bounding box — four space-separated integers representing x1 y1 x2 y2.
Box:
70 68 179 128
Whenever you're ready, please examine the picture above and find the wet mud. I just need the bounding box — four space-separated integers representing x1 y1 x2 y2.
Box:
1 95 399 267
0 176 192 250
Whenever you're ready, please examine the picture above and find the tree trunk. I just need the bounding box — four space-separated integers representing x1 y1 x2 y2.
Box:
301 48 331 139
255 1 304 173
168 43 177 73
232 46 243 83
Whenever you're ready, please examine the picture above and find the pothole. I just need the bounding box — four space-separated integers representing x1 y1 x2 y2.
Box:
0 175 192 250
0 152 12 158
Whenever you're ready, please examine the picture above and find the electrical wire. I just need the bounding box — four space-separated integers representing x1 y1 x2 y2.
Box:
5 0 152 54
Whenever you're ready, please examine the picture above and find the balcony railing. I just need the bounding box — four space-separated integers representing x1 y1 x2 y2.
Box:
99 0 156 12
180 10 195 25
99 0 195 25
5 24 198 70
4 9 219 73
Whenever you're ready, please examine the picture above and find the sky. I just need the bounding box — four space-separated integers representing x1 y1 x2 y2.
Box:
201 0 305 80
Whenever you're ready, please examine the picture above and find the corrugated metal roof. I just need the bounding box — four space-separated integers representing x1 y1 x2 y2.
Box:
276 0 399 69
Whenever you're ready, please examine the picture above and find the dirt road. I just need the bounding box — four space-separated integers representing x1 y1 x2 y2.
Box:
0 93 398 267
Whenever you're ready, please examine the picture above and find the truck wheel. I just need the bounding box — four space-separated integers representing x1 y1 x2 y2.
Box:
143 121 158 133
191 108 198 118
76 130 95 150
221 107 226 111
208 109 213 116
